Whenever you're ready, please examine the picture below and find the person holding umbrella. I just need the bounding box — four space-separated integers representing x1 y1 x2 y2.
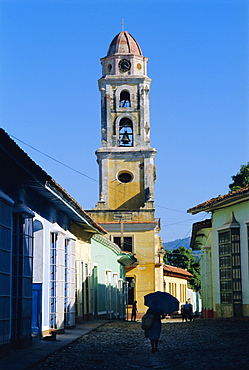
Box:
144 291 179 354
146 308 165 353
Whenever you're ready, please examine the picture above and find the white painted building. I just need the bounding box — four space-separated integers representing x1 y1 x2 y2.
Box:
188 185 249 318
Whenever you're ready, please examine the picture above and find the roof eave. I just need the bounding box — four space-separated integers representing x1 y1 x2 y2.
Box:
45 182 106 234
188 193 249 215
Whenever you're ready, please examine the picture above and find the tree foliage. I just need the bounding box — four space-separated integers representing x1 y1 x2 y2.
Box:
229 162 249 192
163 246 200 292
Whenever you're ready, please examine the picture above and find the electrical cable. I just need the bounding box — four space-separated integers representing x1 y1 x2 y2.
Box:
10 134 211 243
10 133 194 215
10 133 211 264
10 134 99 183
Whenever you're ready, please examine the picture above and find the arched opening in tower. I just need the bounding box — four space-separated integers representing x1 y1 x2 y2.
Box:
119 90 131 108
119 118 133 146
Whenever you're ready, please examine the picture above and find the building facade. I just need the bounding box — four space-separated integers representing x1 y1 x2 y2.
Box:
188 185 249 318
0 129 131 357
163 264 193 312
87 31 164 319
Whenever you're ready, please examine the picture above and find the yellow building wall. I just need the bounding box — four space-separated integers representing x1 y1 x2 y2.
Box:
127 263 155 317
125 228 158 317
108 158 144 209
71 223 92 322
164 276 188 310
133 229 155 263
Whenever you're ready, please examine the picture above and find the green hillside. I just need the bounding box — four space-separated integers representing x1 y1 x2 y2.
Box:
163 237 191 251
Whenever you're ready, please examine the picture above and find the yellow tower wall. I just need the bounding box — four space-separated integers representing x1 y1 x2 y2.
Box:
108 158 144 209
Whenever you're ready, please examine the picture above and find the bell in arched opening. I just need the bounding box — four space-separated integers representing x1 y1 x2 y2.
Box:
119 118 133 146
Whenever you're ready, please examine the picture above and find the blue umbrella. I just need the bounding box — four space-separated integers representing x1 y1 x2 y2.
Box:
144 291 179 314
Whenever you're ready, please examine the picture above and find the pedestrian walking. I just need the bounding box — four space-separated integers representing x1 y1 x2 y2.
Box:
188 302 193 321
131 300 138 321
146 308 165 353
182 301 189 322
182 301 193 322
181 304 185 322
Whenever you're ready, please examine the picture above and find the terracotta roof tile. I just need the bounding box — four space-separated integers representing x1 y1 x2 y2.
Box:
187 185 249 214
163 264 193 280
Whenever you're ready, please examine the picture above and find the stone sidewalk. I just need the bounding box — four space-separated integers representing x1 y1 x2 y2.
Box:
0 320 107 370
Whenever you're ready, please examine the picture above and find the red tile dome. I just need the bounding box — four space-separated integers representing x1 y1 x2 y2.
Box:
107 31 142 56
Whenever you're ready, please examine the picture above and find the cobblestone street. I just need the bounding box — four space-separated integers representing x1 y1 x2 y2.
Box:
31 319 249 370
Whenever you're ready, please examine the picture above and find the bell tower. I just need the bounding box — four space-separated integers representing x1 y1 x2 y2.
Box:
88 31 164 319
96 31 156 210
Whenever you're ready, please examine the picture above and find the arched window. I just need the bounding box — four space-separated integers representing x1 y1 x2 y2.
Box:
119 118 133 147
119 90 131 108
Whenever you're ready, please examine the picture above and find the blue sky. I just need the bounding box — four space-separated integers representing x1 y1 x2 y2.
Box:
1 0 248 242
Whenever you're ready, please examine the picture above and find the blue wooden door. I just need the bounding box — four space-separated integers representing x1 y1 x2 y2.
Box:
32 283 42 336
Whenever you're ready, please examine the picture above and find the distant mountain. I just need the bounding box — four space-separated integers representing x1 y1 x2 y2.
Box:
163 237 191 251
163 237 201 261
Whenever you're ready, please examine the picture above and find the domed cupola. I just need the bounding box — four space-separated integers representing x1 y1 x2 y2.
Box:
107 31 143 56
100 31 148 77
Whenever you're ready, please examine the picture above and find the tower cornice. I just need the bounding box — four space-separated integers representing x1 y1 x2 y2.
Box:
98 76 151 88
100 54 148 62
96 147 157 155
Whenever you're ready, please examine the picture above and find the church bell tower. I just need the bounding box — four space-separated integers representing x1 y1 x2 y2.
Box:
88 31 164 318
96 31 156 210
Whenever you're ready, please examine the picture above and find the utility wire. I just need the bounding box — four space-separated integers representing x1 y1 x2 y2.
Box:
10 134 99 183
10 134 130 197
155 204 186 213
164 212 208 250
10 134 204 216
162 215 210 227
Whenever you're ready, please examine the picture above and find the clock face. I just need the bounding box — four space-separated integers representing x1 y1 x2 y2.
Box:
119 59 131 72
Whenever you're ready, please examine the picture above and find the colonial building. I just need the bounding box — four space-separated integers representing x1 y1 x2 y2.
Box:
163 264 193 310
0 129 132 357
188 186 249 318
87 31 164 319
